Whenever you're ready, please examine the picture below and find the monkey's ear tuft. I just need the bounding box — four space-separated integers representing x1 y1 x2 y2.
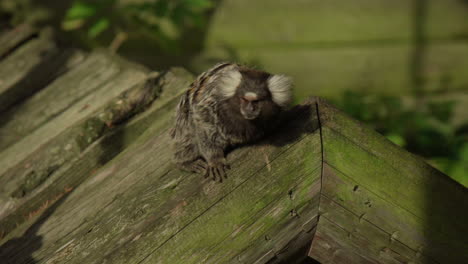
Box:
268 75 293 107
218 68 242 98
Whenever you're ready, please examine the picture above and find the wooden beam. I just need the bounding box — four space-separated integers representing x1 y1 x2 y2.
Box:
308 98 468 263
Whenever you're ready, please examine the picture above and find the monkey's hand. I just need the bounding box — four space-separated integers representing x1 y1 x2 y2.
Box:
205 158 230 182
179 159 208 174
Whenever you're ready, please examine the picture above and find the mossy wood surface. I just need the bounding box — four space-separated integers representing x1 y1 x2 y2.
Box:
309 99 468 263
0 25 467 264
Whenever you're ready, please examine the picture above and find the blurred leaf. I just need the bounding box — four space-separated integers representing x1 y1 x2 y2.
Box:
62 18 86 31
65 1 97 20
428 101 455 123
385 133 406 147
429 157 450 171
429 158 467 187
456 123 468 136
127 3 159 17
171 4 190 26
87 18 110 38
158 17 179 39
459 143 468 161
190 13 207 28
183 0 214 9
154 1 170 17
448 161 468 187
382 96 401 110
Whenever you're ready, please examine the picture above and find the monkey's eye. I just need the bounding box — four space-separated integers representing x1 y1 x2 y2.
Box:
241 96 260 106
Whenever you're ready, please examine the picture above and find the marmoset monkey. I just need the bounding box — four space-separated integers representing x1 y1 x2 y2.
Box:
170 63 293 181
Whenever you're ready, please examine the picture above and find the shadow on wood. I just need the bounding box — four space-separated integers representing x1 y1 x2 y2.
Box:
0 188 74 264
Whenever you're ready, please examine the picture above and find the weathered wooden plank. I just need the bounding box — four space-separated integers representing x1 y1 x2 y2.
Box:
0 52 147 182
322 128 431 225
321 164 429 256
261 222 318 264
0 29 84 113
196 43 468 99
309 216 379 264
231 46 411 100
422 43 468 93
0 69 192 240
0 51 124 150
76 106 320 264
231 178 320 264
317 99 468 263
0 54 150 228
319 100 468 223
197 0 468 98
0 24 37 58
0 100 320 264
138 134 321 264
317 194 436 264
321 129 468 263
207 0 468 46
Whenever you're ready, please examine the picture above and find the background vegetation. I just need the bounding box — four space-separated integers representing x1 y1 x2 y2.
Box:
1 0 466 186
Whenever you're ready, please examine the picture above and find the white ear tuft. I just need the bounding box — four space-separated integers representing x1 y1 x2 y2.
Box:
218 69 242 98
268 75 293 107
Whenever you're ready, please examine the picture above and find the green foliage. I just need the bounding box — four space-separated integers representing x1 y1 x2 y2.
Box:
61 0 214 51
64 1 96 20
87 17 110 38
335 91 468 187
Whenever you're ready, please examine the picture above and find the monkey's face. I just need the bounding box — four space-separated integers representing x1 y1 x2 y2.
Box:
239 93 262 120
221 67 291 121
235 71 281 121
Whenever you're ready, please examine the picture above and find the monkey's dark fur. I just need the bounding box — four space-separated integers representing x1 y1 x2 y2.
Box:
170 63 293 181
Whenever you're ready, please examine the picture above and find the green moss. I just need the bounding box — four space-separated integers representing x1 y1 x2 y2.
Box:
10 164 59 198
140 133 321 263
75 117 108 151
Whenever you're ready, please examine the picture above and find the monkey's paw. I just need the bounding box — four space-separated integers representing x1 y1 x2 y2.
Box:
180 159 208 174
205 159 231 182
